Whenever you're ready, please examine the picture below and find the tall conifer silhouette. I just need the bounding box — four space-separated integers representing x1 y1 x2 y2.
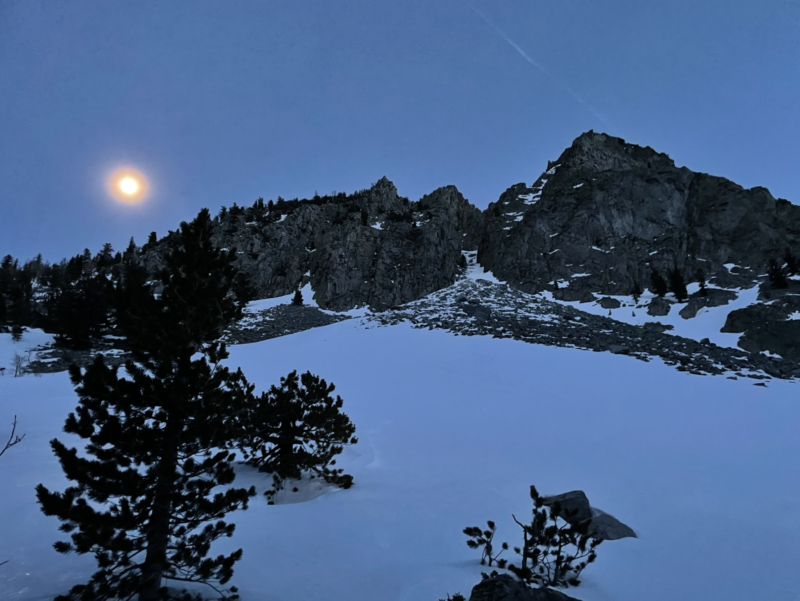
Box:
37 209 256 600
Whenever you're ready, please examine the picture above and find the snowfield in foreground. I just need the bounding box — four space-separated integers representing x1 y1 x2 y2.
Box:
0 319 798 601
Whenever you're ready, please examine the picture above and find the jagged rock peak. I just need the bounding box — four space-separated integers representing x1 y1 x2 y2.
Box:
371 175 396 191
554 130 679 174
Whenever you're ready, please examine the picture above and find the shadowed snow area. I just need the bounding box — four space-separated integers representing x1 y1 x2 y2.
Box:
1 320 798 601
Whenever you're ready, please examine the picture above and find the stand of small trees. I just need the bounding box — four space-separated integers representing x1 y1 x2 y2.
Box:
667 266 688 302
37 210 256 601
35 209 357 599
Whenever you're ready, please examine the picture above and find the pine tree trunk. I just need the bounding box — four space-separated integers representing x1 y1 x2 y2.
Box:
139 418 180 601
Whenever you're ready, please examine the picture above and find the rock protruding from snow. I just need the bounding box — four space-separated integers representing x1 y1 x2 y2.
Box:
678 288 738 319
541 490 636 541
587 510 638 541
722 300 800 362
541 491 594 525
468 574 580 601
363 279 800 379
647 296 672 316
598 296 621 309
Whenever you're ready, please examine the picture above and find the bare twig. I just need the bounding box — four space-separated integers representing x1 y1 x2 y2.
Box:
0 415 25 459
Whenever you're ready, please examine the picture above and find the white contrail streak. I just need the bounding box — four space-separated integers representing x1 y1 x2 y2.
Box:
467 3 613 129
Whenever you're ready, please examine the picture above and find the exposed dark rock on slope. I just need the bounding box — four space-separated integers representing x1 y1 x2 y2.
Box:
478 131 800 299
144 132 799 314
189 177 481 311
132 131 799 360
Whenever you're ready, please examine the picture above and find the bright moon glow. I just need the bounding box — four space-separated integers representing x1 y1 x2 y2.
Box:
120 177 138 194
108 168 148 203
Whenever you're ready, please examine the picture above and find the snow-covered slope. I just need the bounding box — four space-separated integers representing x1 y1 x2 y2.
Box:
1 316 798 601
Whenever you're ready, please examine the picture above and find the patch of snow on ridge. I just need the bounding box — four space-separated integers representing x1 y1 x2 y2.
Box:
724 263 738 273
460 250 502 283
245 281 319 313
541 283 762 349
573 183 584 188
519 192 540 205
371 222 383 230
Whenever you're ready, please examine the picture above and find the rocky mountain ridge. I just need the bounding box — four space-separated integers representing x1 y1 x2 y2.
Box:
137 131 800 360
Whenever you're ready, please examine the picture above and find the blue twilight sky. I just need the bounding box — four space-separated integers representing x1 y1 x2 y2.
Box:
1 0 798 262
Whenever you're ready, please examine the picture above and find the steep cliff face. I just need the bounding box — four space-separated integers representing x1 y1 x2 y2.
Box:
478 131 800 298
199 177 480 310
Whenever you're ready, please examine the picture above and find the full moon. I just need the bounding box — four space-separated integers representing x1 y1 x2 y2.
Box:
120 177 138 195
108 168 148 203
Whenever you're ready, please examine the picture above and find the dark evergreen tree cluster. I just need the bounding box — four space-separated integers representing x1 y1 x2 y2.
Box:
0 254 36 334
45 272 111 349
36 210 256 600
34 209 357 599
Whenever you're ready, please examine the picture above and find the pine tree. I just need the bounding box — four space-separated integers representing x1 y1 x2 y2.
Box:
292 289 303 306
768 258 788 289
649 269 667 297
97 243 115 268
123 237 137 262
36 209 256 600
695 268 708 297
631 281 642 303
506 486 601 588
667 266 688 302
783 248 797 276
144 231 158 250
236 370 357 501
232 272 257 304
